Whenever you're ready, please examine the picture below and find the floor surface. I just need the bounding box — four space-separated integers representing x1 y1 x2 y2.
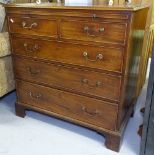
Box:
0 83 147 155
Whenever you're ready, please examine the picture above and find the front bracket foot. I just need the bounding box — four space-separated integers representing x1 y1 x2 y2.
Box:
15 103 26 118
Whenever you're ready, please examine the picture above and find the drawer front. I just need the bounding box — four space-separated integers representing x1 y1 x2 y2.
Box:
13 57 121 102
8 17 58 37
16 80 118 130
60 19 127 44
11 37 124 73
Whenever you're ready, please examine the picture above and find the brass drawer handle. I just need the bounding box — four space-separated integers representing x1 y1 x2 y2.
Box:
27 67 40 76
29 92 42 99
81 78 103 88
24 43 40 53
92 14 97 19
82 106 100 116
99 27 105 33
83 52 103 62
22 21 38 29
83 26 105 37
84 26 96 37
96 81 103 87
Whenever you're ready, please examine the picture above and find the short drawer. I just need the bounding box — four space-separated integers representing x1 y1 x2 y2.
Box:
13 57 121 102
11 37 124 73
8 17 58 37
60 19 127 44
16 80 118 130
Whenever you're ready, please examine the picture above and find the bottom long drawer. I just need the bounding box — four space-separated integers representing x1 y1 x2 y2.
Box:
16 80 118 130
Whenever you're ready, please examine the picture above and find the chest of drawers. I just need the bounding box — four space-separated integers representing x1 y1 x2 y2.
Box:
5 2 149 152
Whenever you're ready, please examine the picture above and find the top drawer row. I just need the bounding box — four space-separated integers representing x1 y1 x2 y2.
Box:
8 17 128 45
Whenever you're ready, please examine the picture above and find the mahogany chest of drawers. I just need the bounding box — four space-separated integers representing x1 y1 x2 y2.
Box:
5 2 149 152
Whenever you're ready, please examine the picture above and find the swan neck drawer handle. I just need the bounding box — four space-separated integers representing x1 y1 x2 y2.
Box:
99 27 105 32
83 52 103 62
81 78 103 88
27 67 40 76
22 21 38 29
84 26 96 37
83 26 105 37
82 106 100 116
24 43 39 53
29 92 42 99
92 14 97 19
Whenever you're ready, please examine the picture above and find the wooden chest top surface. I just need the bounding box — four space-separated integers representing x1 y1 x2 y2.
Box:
4 1 149 11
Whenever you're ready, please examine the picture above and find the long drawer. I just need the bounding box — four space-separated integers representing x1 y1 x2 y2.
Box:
60 19 127 44
11 37 124 73
13 57 121 102
16 80 118 130
8 17 58 37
